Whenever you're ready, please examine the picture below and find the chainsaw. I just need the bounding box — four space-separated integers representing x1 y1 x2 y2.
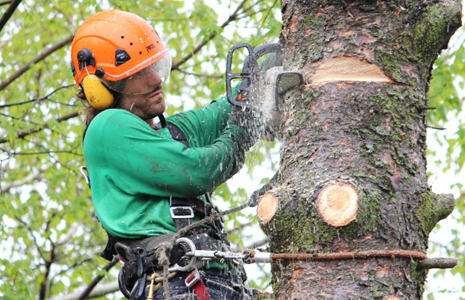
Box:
225 42 303 111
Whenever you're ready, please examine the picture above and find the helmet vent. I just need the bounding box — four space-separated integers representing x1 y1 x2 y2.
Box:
115 49 131 66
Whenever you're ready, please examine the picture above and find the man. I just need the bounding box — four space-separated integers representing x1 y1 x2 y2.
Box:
71 9 256 300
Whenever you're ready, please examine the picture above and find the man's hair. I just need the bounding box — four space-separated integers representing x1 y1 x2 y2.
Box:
77 88 122 126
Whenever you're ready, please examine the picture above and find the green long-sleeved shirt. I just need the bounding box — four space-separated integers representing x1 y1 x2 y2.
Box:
83 93 249 238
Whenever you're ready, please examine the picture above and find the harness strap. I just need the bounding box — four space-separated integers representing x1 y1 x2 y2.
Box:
170 196 213 230
186 269 212 300
164 123 223 232
166 122 188 146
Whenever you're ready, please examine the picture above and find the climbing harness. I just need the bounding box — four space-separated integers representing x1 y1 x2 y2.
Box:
116 121 245 300
80 119 246 300
115 230 236 300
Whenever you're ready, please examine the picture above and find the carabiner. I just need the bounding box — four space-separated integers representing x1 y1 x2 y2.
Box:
168 238 197 272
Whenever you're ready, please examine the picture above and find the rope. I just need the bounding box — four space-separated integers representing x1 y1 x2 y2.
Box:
267 249 427 262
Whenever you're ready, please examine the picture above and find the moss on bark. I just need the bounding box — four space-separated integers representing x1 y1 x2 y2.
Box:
262 0 462 298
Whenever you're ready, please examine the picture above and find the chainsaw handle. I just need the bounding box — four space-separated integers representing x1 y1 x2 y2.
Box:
226 42 255 106
226 43 284 107
244 43 282 72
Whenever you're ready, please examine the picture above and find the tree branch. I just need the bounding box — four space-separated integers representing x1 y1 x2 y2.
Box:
0 111 43 127
171 0 248 71
0 84 74 108
0 1 13 6
0 111 80 144
55 256 95 277
0 166 46 193
417 258 458 270
77 256 120 300
0 34 74 91
260 0 279 28
176 68 223 78
46 281 120 300
0 0 21 33
39 242 57 300
6 149 82 156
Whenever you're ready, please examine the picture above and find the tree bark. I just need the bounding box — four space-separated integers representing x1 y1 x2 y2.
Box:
259 1 462 299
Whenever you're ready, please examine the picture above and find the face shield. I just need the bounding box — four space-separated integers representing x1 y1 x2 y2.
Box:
101 52 172 95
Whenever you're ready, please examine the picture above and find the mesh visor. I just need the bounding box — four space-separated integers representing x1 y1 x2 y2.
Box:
102 53 172 95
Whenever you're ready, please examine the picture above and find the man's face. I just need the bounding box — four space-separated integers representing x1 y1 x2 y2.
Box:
118 66 166 122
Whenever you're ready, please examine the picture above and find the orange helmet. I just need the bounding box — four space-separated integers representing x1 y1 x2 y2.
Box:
71 9 171 87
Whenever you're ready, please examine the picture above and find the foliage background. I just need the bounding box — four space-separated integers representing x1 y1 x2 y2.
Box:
0 1 463 299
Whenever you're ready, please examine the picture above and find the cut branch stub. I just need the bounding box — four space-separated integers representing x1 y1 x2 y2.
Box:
257 192 279 225
316 182 359 227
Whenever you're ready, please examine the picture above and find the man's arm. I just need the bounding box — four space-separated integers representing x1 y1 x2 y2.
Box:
84 109 251 198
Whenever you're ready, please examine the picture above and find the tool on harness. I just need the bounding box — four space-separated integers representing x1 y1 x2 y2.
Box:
226 42 303 111
145 272 177 300
117 236 220 300
116 240 185 300
169 237 250 273
144 268 213 300
168 238 197 272
146 273 160 300
116 231 241 300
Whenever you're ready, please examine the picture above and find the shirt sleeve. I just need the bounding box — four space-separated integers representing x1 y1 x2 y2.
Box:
166 91 233 148
84 109 249 198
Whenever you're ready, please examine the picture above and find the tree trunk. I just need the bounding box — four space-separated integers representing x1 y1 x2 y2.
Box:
257 1 462 299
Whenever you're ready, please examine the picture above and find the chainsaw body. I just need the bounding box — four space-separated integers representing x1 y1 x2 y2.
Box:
225 42 303 111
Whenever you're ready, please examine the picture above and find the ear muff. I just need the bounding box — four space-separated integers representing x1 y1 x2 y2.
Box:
81 75 114 110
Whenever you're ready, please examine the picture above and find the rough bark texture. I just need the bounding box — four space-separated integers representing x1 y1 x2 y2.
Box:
259 1 462 299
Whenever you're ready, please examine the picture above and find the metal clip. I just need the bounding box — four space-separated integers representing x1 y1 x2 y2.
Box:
146 273 162 300
169 196 195 218
168 238 196 272
185 268 201 288
79 166 90 187
170 206 195 219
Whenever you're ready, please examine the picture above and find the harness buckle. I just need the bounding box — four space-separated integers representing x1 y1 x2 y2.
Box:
170 196 195 219
170 206 195 219
185 268 201 288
